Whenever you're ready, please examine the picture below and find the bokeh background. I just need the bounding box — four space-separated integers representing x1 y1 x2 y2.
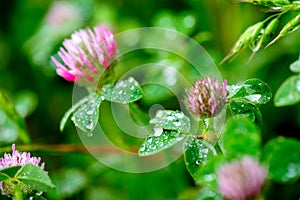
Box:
0 0 300 199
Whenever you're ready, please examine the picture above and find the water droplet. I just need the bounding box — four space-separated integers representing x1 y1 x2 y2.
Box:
149 119 156 124
85 120 94 130
86 108 94 115
139 145 145 152
36 191 43 196
147 137 153 143
130 85 135 90
115 81 124 88
128 77 134 82
202 174 216 182
196 160 200 165
167 116 174 120
87 132 93 137
200 148 209 154
246 94 261 102
101 96 105 101
173 121 181 127
156 110 164 118
175 112 184 118
158 142 164 147
296 79 300 92
153 126 163 137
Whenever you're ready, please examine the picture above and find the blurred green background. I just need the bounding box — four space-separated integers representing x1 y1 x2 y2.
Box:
0 0 300 199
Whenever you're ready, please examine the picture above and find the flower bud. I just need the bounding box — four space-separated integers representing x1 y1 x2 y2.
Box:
185 77 227 118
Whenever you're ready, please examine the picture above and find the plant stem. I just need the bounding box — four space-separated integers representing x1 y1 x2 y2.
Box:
13 184 23 200
0 144 139 154
129 103 150 126
214 141 223 155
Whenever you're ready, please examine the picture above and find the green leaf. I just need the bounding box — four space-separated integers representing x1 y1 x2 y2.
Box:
0 113 19 143
290 56 300 73
184 136 216 179
71 95 103 134
149 110 191 133
0 172 10 181
230 79 272 104
0 91 31 144
195 156 224 189
16 164 55 192
219 118 261 158
14 90 38 118
196 187 222 200
46 168 87 200
239 0 290 7
261 137 300 183
60 95 92 132
138 129 183 156
267 14 300 47
230 101 263 127
32 194 47 200
0 166 22 178
101 77 143 103
274 75 300 106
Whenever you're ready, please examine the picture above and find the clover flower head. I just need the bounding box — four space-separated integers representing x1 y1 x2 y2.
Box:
185 77 227 118
51 24 117 87
217 156 267 200
0 144 45 169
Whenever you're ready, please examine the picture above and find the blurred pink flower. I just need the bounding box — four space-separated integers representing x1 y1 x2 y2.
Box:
51 24 117 87
0 144 44 169
185 77 227 118
217 157 267 200
45 1 82 26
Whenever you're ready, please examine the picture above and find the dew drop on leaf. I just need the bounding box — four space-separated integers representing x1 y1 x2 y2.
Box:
173 121 181 127
156 110 164 117
296 80 300 92
147 136 153 143
167 116 174 120
245 94 261 103
139 144 145 152
128 77 134 82
175 112 184 118
153 126 163 137
85 120 94 130
86 109 94 115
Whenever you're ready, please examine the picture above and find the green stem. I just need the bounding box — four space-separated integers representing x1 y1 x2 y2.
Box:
129 103 150 126
214 141 223 155
0 144 140 154
96 63 117 93
0 91 31 144
13 184 23 200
